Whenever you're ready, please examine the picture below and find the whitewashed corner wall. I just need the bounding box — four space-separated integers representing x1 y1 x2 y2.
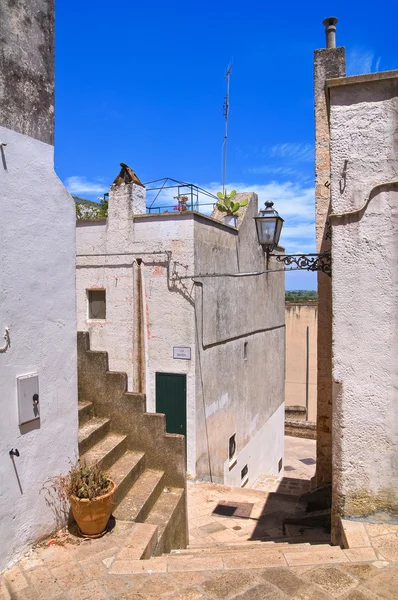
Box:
0 128 78 572
329 74 398 527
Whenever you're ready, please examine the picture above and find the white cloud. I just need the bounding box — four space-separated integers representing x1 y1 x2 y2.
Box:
269 143 314 162
65 176 108 196
204 180 315 222
221 181 316 254
347 48 382 76
247 165 298 177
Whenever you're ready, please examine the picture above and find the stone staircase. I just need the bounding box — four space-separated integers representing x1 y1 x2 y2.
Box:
77 332 188 556
106 536 354 574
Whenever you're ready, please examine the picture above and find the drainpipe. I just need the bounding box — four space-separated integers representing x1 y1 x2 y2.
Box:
305 325 309 421
133 258 145 393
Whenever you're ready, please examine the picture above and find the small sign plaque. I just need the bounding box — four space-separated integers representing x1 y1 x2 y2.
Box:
173 346 191 360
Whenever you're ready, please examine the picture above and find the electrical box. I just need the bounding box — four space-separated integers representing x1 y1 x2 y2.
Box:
17 373 40 425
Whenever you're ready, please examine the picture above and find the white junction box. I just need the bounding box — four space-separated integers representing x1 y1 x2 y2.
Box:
17 373 40 425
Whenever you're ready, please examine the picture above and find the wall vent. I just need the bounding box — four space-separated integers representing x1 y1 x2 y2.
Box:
241 464 249 487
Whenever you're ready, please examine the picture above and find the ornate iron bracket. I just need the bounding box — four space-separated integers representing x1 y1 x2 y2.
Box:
271 253 331 276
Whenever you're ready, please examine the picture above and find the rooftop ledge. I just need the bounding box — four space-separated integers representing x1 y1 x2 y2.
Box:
76 211 239 232
326 69 398 88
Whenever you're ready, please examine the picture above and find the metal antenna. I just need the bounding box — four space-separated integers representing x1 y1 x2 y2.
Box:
222 65 232 195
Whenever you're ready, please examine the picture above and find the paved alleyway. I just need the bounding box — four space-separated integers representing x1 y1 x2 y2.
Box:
187 436 319 546
1 436 398 599
1 525 397 600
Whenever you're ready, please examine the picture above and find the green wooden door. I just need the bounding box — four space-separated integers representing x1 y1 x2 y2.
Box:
155 373 187 437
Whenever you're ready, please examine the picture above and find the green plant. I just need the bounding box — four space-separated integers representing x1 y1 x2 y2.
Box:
216 189 248 216
285 290 318 302
51 461 113 502
75 196 108 220
97 196 108 218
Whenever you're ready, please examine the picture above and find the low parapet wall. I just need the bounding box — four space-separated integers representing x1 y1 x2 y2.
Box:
285 419 317 440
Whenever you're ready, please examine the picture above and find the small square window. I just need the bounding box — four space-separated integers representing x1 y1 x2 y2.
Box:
241 465 248 481
88 289 106 320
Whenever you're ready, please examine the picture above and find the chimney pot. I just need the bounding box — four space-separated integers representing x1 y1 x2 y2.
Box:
322 16 338 49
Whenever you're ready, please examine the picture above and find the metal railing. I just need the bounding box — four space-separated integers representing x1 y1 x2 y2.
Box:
144 178 218 214
146 202 215 214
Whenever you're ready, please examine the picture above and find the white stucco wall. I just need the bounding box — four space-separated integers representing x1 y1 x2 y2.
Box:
77 209 198 475
133 216 197 475
223 403 285 486
329 73 398 520
0 127 78 572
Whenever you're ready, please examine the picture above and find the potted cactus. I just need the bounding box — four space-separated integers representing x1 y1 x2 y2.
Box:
52 461 116 538
215 190 248 226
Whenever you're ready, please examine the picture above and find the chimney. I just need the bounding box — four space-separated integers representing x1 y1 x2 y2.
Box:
322 17 338 49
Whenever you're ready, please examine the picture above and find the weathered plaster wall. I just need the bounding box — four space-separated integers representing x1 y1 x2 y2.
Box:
0 0 54 144
314 46 346 486
0 128 77 572
194 194 285 484
328 72 398 535
0 0 77 572
285 303 317 421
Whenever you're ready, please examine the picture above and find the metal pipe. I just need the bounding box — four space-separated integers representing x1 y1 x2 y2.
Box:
305 325 309 421
322 17 338 49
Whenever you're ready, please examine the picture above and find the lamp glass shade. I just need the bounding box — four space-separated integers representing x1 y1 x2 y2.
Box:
254 201 284 249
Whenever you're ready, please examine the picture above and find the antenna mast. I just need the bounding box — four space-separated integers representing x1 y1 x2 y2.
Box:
222 65 232 195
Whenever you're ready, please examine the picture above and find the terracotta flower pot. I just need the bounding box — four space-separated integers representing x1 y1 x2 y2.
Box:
69 480 116 538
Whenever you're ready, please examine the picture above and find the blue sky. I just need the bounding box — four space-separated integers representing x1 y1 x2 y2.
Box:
55 0 397 290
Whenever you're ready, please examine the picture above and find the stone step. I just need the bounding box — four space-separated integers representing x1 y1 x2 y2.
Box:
113 469 165 523
186 533 326 551
282 508 331 535
112 522 159 561
178 539 311 553
173 542 333 557
78 400 93 426
81 432 127 470
108 450 146 507
144 487 185 555
78 417 110 455
110 542 350 574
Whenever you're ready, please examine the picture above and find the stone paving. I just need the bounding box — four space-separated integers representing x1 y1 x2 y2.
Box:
254 436 316 495
2 436 398 599
188 436 319 546
1 531 398 600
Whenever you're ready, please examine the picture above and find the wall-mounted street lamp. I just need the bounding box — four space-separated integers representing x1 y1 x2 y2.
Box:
254 201 331 276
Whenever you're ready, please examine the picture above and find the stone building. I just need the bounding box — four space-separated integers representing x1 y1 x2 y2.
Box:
285 302 317 422
76 174 285 485
314 18 398 542
0 1 77 572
